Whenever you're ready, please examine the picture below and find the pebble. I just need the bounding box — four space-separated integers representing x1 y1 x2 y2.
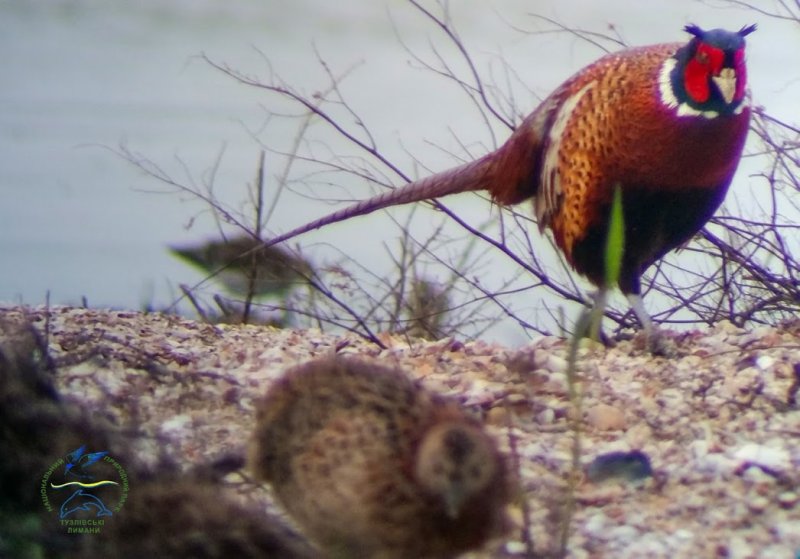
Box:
535 407 556 425
504 541 528 554
747 495 771 513
583 511 610 535
755 355 775 370
777 491 799 509
160 414 193 435
545 354 568 373
486 405 511 426
586 403 626 430
586 450 653 483
732 443 791 473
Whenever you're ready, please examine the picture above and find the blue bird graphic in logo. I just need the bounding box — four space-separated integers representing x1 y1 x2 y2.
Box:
65 445 108 479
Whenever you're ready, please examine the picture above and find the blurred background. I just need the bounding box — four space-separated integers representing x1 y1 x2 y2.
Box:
1 0 797 345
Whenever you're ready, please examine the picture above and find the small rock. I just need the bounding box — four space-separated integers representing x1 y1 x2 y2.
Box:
160 414 193 435
541 373 569 394
504 541 528 554
486 406 511 426
732 443 791 474
535 407 555 425
747 495 770 513
586 450 653 483
586 403 626 430
545 354 568 373
777 491 799 509
755 355 775 370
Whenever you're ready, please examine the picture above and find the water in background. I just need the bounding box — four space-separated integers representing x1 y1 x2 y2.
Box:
1 0 796 344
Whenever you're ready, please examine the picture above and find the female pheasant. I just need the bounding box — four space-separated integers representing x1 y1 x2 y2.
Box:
249 356 510 558
264 24 756 348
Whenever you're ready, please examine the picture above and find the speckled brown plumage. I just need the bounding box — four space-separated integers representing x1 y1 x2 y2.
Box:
249 356 510 559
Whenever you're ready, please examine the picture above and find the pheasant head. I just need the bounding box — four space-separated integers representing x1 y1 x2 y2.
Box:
660 24 757 117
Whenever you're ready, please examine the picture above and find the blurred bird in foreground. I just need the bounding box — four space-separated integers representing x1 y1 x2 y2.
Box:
170 235 313 298
249 356 511 559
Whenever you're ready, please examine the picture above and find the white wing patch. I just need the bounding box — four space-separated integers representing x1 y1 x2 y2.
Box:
535 81 595 230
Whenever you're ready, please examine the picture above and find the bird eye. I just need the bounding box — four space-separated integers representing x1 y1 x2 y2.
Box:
695 50 710 64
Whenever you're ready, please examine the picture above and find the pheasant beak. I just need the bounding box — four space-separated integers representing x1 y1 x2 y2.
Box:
444 484 466 518
712 67 737 105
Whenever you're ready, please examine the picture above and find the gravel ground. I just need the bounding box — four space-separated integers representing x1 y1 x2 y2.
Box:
2 305 799 558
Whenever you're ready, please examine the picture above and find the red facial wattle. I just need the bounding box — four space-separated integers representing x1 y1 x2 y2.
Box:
684 42 726 104
683 42 747 104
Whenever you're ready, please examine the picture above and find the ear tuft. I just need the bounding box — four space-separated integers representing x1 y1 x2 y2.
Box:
684 24 705 39
738 23 757 37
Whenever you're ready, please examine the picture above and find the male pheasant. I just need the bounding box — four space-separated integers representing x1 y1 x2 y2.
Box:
263 24 756 348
